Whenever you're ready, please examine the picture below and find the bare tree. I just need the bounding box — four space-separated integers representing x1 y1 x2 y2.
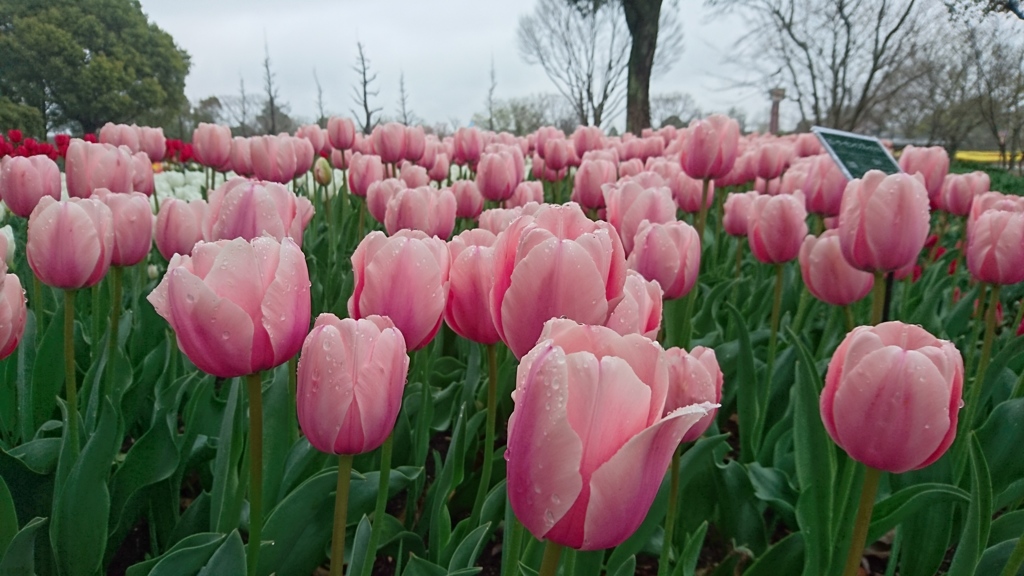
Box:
517 0 682 129
967 16 1024 167
486 58 498 131
219 77 258 136
472 94 579 135
351 41 383 134
262 37 279 134
650 91 702 128
313 68 327 127
709 0 936 132
395 71 416 125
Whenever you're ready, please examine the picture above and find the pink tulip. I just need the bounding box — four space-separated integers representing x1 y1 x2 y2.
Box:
747 192 808 264
680 115 740 180
445 229 501 344
0 156 61 218
100 123 141 153
723 191 759 237
132 152 154 196
821 321 963 473
898 145 948 208
627 220 701 300
384 186 457 239
192 123 232 170
454 127 483 167
428 152 450 183
505 181 543 208
405 126 426 162
347 153 384 197
673 173 714 214
93 189 154 267
155 198 208 260
478 207 523 234
27 197 113 289
348 230 450 351
296 124 328 156
65 140 133 198
573 126 604 158
603 180 677 256
664 346 723 443
373 122 407 164
476 152 519 202
605 270 662 340
941 172 989 216
250 135 297 184
0 264 26 360
296 314 409 454
491 203 627 358
367 178 406 224
803 155 847 217
506 318 712 550
794 133 822 157
572 160 617 210
148 236 311 378
139 126 167 162
618 158 644 179
966 209 1024 285
799 230 874 306
968 191 1024 234
292 136 315 178
543 139 570 171
327 117 357 150
753 142 791 181
231 137 253 176
837 171 930 273
203 177 313 245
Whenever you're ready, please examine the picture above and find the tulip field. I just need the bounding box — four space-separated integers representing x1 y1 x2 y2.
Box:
0 118 1023 576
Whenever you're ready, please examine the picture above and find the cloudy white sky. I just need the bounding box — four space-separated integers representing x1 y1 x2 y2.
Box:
137 0 770 132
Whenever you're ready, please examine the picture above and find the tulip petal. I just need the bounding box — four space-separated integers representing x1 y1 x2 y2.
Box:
260 238 311 366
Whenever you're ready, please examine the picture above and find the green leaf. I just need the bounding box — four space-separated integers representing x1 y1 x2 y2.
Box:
30 301 65 432
260 364 294 511
867 483 970 543
789 328 835 576
976 539 1024 576
11 311 37 442
401 554 447 576
125 533 224 576
679 522 708 576
990 510 1024 546
0 517 47 576
256 468 336 576
0 474 17 555
947 435 993 576
977 398 1024 499
50 398 118 576
724 303 759 462
209 378 245 534
609 555 636 576
742 532 805 576
349 515 373 575
196 530 245 576
447 522 490 571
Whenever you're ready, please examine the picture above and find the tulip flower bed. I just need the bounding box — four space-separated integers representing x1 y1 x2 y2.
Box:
0 119 1023 576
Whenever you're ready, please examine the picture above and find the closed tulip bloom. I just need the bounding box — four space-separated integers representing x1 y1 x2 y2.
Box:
573 126 604 157
941 172 989 216
292 136 315 178
155 198 208 260
348 230 450 351
348 153 385 197
572 159 617 210
327 116 357 150
664 346 723 443
898 145 948 207
753 142 791 181
451 180 484 219
820 321 963 473
799 230 874 306
967 191 1024 235
139 126 166 162
491 203 627 358
313 156 333 186
148 236 311 378
384 186 457 239
506 319 712 550
476 152 519 202
250 135 297 184
680 114 740 180
372 122 407 164
506 181 544 208
605 270 662 340
803 155 848 216
794 133 822 157
132 152 155 196
838 171 931 273
203 177 313 244
627 220 701 300
543 139 571 171
297 314 409 455
453 127 483 166
366 179 405 225
445 229 501 344
603 181 677 256
723 191 758 237
100 123 140 153
0 155 61 218
230 137 253 176
747 192 808 264
0 265 26 360
296 124 328 156
966 209 1024 285
478 206 523 234
28 196 114 289
673 172 714 213
400 163 430 188
65 140 133 198
618 158 644 179
93 189 154 267
428 152 450 183
405 126 426 162
192 123 232 169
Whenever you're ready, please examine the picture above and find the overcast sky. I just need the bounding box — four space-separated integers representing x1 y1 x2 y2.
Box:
137 0 771 132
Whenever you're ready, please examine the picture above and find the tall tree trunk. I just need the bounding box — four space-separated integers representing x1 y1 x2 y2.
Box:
623 0 662 135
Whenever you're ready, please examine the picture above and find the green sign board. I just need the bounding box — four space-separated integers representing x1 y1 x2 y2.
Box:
812 126 901 180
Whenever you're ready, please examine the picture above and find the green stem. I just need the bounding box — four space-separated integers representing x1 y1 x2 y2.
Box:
965 284 1000 430
105 266 123 399
471 344 499 525
288 355 298 444
1013 367 1024 399
32 273 44 346
1001 530 1024 576
695 177 710 252
360 433 393 576
501 506 525 576
245 372 264 576
64 290 79 455
1013 299 1024 338
765 263 784 402
91 282 102 362
842 466 882 576
844 305 856 333
870 271 886 326
538 540 564 576
658 446 682 576
679 285 698 350
357 199 365 241
791 284 811 335
331 453 354 576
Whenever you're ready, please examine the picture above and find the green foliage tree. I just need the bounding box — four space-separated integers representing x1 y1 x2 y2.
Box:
0 0 190 135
